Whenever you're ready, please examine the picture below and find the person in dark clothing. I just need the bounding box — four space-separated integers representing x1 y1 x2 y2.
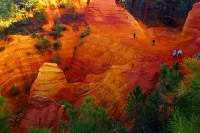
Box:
133 33 136 39
152 39 155 46
173 49 177 59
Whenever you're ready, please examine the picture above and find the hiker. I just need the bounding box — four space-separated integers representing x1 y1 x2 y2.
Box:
173 50 177 59
152 39 155 46
178 49 182 59
133 33 136 39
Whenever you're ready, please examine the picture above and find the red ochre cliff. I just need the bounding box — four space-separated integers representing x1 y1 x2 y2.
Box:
0 0 199 130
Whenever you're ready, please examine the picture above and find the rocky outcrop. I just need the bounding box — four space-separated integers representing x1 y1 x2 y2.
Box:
0 0 198 125
30 63 67 97
14 95 65 133
183 2 200 37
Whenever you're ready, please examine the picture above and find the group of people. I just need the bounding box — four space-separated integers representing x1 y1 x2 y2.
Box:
133 33 155 46
133 33 183 59
173 49 182 59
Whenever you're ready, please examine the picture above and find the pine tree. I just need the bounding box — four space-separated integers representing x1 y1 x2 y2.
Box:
125 85 148 132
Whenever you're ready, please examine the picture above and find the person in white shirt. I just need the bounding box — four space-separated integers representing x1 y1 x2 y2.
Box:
173 50 177 59
178 49 182 58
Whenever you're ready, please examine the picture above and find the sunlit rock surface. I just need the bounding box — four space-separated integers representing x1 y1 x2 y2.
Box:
14 95 64 133
30 63 67 97
0 0 198 122
183 2 200 37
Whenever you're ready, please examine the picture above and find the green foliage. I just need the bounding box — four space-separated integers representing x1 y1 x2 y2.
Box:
80 26 91 38
52 25 66 32
49 31 62 40
34 9 47 23
125 62 183 132
79 39 83 45
9 84 21 97
0 0 41 37
0 89 12 133
53 40 62 50
170 109 200 133
59 97 113 133
52 54 61 64
29 128 51 133
32 32 39 38
16 0 39 11
170 59 200 133
159 62 182 93
34 35 51 52
49 16 66 40
0 0 17 20
125 85 147 118
120 0 198 27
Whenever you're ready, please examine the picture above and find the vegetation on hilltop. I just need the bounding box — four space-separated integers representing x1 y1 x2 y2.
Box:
117 0 199 27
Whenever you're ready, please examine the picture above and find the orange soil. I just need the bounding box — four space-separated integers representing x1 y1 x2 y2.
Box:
0 0 198 118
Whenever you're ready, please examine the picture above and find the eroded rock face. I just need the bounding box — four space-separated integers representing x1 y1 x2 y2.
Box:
14 95 64 133
183 2 200 37
30 63 67 97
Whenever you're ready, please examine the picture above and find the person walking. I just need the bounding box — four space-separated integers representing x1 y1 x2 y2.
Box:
178 49 182 59
152 39 155 46
133 33 136 39
173 50 177 59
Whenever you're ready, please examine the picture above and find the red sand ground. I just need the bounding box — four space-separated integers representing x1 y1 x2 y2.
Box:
0 0 199 119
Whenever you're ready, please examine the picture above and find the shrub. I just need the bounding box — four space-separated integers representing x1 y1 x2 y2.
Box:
34 36 51 52
80 26 91 38
49 31 62 40
21 18 30 26
53 40 61 50
83 89 89 93
59 97 113 133
79 39 83 45
25 83 31 94
9 84 21 97
79 32 85 38
29 128 51 133
34 9 47 24
52 54 61 64
49 16 66 40
54 15 60 25
32 33 39 38
64 65 70 70
52 25 66 32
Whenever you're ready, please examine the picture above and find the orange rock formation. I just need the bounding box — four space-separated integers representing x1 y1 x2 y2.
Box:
0 0 199 123
14 95 65 133
183 2 200 37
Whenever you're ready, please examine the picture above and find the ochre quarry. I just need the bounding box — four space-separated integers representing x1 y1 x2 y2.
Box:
0 0 199 121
